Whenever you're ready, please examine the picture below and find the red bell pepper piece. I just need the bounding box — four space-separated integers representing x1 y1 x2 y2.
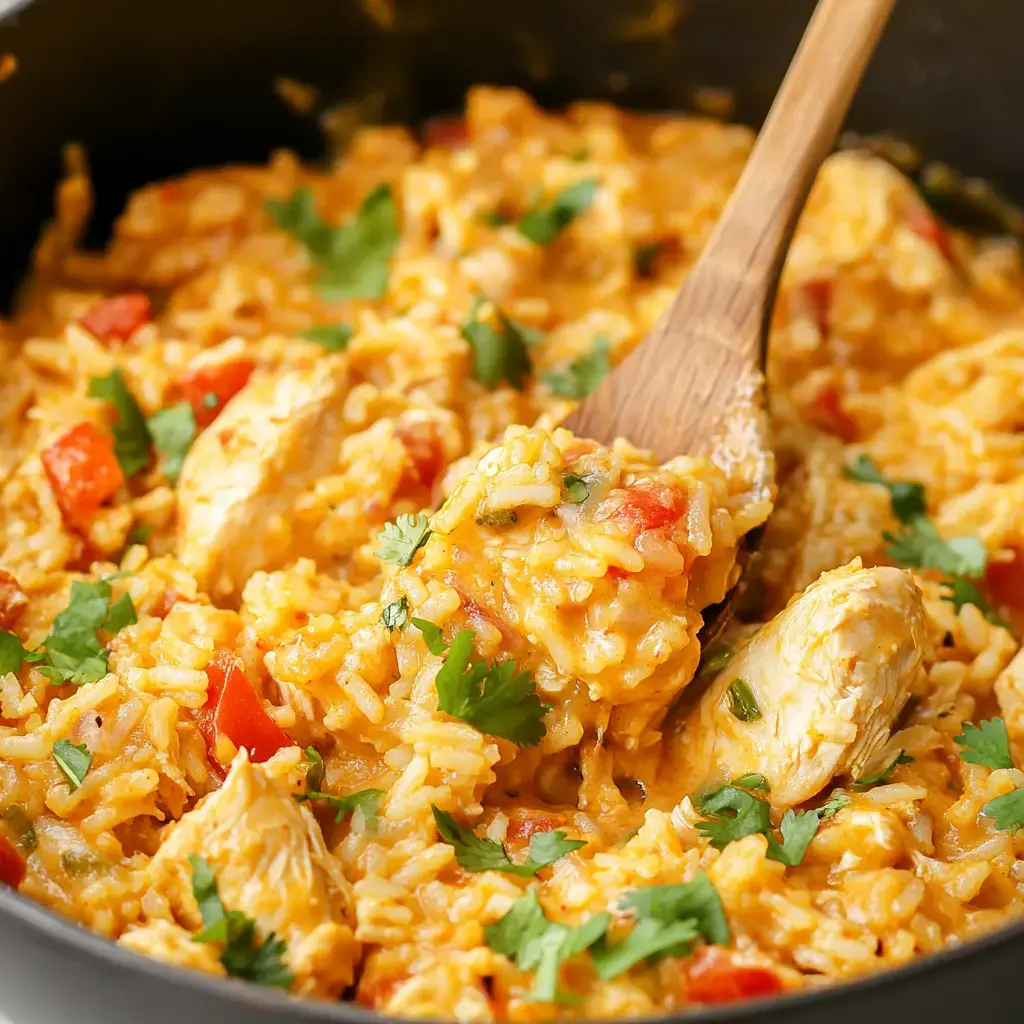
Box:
41 422 125 524
180 359 255 428
685 947 784 1005
202 652 294 764
0 834 26 888
80 293 153 344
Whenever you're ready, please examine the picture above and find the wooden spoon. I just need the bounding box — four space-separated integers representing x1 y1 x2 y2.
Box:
565 0 896 474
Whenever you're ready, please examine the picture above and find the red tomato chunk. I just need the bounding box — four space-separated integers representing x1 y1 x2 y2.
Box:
685 947 784 1005
422 117 470 149
201 651 294 764
80 293 153 343
0 835 25 889
609 485 683 533
41 422 125 523
180 359 255 428
904 205 954 262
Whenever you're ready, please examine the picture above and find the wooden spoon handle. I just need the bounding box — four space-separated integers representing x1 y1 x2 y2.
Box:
696 0 897 344
564 0 896 461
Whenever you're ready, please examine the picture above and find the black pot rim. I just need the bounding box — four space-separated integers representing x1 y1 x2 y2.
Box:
3 884 1023 1022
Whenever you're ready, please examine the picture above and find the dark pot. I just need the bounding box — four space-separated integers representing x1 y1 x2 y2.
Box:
0 0 1022 1020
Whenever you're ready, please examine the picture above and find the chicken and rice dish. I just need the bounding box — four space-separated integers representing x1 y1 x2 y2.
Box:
3 86 1024 1018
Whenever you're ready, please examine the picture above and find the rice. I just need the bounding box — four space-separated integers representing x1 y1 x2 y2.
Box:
1 84 1023 1018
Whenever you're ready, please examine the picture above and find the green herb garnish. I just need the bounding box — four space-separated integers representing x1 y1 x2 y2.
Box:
726 679 761 722
853 750 914 788
88 370 151 478
517 180 599 245
147 402 196 486
544 336 611 399
296 788 383 829
381 597 410 632
52 739 92 790
956 717 1014 770
461 299 534 390
303 324 354 351
376 512 431 567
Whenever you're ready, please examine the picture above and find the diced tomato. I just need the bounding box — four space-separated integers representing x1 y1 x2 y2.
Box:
607 485 683 534
423 117 470 149
807 383 858 443
607 565 631 580
396 423 446 493
904 205 955 262
505 812 565 844
356 972 407 1010
180 359 255 428
794 277 833 334
0 835 25 888
41 422 125 524
0 570 27 630
685 948 784 1005
986 547 1024 615
201 651 294 764
80 293 153 344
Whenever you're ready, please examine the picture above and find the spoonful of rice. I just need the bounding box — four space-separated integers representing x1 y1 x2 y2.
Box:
565 0 896 473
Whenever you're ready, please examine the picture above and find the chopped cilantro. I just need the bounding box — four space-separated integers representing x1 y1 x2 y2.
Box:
543 335 611 399
296 788 382 829
0 630 39 677
484 890 609 1003
461 299 533 390
188 854 293 988
843 454 926 523
37 578 137 685
146 402 195 486
376 512 431 567
853 750 914 788
51 739 92 790
818 792 852 819
1 805 37 853
303 324 354 351
475 507 518 527
302 746 324 791
381 597 410 632
732 773 769 791
126 524 154 546
412 617 448 656
765 809 821 866
726 679 761 722
517 179 599 245
695 786 773 850
982 789 1024 833
561 472 590 505
433 629 548 746
88 370 151 478
266 184 398 300
432 806 584 876
943 577 1006 626
955 717 1014 770
477 209 509 227
592 918 700 979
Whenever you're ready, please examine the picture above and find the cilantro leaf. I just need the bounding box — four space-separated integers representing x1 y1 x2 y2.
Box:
412 617 448 656
302 746 324 791
37 578 136 685
433 629 548 746
853 750 913 788
51 739 92 789
188 855 293 989
461 299 533 390
477 209 509 227
146 402 196 485
695 786 772 850
267 184 399 300
475 507 518 528
591 918 700 979
544 335 611 399
432 806 584 876
88 370 151 478
942 577 1004 625
484 890 609 1003
303 324 354 352
843 455 926 523
0 630 40 677
126 524 154 546
561 472 590 504
982 789 1024 833
726 679 761 722
818 792 852 819
517 180 599 245
620 871 731 946
765 809 821 866
296 788 383 829
1 805 37 853
731 773 769 791
955 718 1014 770
376 512 431 567
381 597 410 632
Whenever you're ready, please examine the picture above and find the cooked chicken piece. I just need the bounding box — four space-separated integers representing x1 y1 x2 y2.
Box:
177 359 348 602
118 919 227 978
144 750 359 998
667 561 929 805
